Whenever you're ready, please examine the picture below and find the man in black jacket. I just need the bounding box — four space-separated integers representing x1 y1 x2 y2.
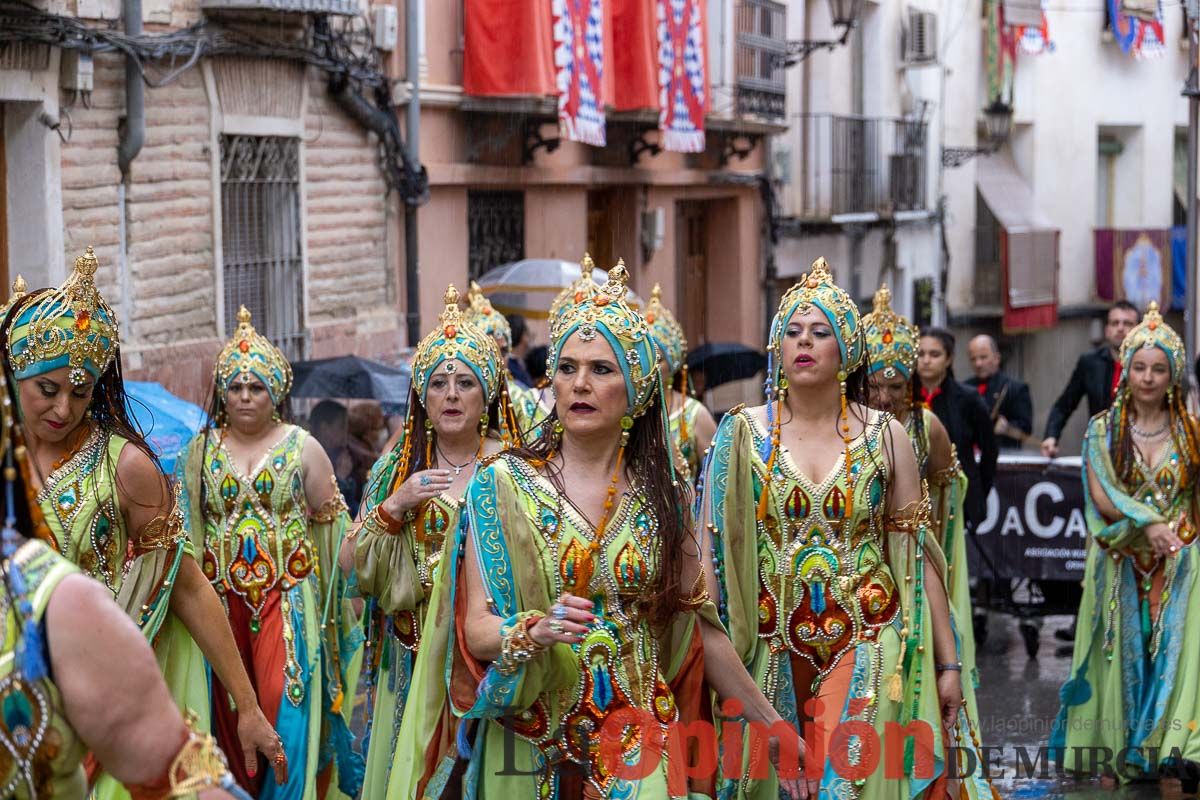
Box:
1040 301 1140 458
964 334 1033 450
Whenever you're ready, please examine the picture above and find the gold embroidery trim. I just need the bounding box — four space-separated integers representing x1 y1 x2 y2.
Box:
311 479 350 523
167 711 237 796
133 486 186 554
888 488 933 535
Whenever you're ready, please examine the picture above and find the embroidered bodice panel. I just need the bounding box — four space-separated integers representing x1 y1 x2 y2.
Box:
36 428 127 594
199 426 315 619
740 409 900 679
495 455 678 790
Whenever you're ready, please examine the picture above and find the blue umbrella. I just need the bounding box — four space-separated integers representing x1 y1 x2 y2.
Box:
124 381 209 475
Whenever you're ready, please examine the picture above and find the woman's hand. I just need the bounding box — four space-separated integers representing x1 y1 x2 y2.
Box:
529 593 595 646
1146 522 1184 559
767 726 819 800
381 469 453 517
936 669 963 732
237 705 287 785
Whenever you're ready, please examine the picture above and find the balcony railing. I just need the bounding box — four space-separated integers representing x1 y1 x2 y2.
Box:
782 114 930 220
201 0 358 14
735 0 787 123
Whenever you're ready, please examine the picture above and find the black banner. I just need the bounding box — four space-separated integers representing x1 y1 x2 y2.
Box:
967 456 1088 583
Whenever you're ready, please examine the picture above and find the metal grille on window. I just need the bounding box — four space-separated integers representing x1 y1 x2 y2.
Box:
467 190 525 281
220 134 307 361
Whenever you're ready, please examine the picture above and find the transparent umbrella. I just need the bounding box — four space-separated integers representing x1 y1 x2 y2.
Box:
476 258 643 319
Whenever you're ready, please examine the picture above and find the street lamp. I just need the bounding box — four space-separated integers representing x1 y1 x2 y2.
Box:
780 0 864 67
941 99 1014 169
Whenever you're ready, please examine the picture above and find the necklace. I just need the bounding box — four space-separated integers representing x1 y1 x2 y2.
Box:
1132 421 1169 438
436 443 479 475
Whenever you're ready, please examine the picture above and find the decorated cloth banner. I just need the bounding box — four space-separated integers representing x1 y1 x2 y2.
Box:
553 0 606 146
656 0 707 153
1013 0 1055 55
1107 0 1165 58
1094 228 1173 312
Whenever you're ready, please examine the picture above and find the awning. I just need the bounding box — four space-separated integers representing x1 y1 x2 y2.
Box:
977 152 1060 331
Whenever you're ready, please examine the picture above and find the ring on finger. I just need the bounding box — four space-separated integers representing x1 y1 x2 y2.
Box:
419 475 431 486
548 619 564 635
552 604 569 620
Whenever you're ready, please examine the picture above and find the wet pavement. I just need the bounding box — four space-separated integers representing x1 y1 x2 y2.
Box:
975 612 1165 799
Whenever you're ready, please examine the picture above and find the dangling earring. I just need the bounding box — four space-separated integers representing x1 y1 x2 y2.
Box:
479 412 490 436
425 417 435 466
272 408 281 424
838 370 854 519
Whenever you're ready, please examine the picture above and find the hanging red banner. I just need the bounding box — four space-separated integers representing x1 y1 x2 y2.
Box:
553 0 606 146
656 0 708 153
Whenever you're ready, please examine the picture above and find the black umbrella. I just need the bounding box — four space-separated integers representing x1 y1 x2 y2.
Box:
686 343 767 391
291 356 411 404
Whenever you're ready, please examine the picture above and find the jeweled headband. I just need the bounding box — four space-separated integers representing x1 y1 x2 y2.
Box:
645 283 687 376
1119 301 1186 385
213 306 293 405
412 285 502 405
7 247 120 386
464 281 513 351
769 257 864 377
549 259 659 418
861 284 917 380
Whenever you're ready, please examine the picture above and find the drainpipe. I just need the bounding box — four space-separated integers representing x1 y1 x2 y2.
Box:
117 0 143 334
403 0 421 345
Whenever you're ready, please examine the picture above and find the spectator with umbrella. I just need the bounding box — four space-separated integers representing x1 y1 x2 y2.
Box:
644 283 716 482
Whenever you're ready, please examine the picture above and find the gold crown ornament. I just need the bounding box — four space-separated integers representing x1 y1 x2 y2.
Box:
549 259 659 418
861 284 918 381
644 283 688 376
213 306 293 404
1119 301 1186 384
411 284 502 404
7 247 120 386
549 254 599 331
464 280 513 351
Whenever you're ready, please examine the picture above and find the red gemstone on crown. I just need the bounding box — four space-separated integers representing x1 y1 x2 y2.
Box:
882 330 893 344
596 295 611 306
239 340 250 353
445 325 457 338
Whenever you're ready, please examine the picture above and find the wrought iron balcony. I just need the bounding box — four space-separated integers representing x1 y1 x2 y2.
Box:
201 0 358 15
780 113 930 221
735 0 787 123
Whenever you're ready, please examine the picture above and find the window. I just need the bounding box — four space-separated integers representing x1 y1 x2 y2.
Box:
467 190 524 281
219 134 306 361
735 0 786 121
1096 135 1122 228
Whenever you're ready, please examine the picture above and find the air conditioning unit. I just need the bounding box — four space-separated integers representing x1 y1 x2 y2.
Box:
1002 0 1044 28
902 9 938 66
373 4 398 51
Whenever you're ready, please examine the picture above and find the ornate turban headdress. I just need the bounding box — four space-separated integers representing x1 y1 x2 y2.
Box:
644 283 688 377
213 307 293 405
862 284 918 381
1118 301 1185 384
549 259 659 419
759 258 864 521
7 247 120 386
412 285 503 406
464 281 513 352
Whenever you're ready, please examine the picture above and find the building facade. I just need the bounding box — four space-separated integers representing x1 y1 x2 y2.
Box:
942 0 1189 453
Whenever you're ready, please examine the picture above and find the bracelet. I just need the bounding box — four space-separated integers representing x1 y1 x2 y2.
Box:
126 710 243 799
935 662 963 673
359 505 404 538
496 611 547 676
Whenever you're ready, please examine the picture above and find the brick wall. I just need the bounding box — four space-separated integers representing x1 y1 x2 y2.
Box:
54 52 403 399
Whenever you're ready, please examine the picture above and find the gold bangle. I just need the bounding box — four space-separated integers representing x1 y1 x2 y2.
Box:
359 506 404 538
311 487 350 523
168 711 237 796
496 612 546 676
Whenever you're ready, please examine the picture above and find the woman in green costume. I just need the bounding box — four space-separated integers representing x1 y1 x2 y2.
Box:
0 250 283 796
698 259 997 799
861 285 979 703
464 281 547 437
388 261 809 800
0 317 248 800
352 284 513 798
644 284 716 484
1052 302 1200 792
175 305 361 799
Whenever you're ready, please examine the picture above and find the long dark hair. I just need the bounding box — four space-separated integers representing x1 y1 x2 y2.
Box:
0 290 163 512
918 327 956 383
511 396 692 633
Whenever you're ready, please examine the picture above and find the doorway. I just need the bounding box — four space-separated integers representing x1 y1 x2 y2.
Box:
676 201 708 348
